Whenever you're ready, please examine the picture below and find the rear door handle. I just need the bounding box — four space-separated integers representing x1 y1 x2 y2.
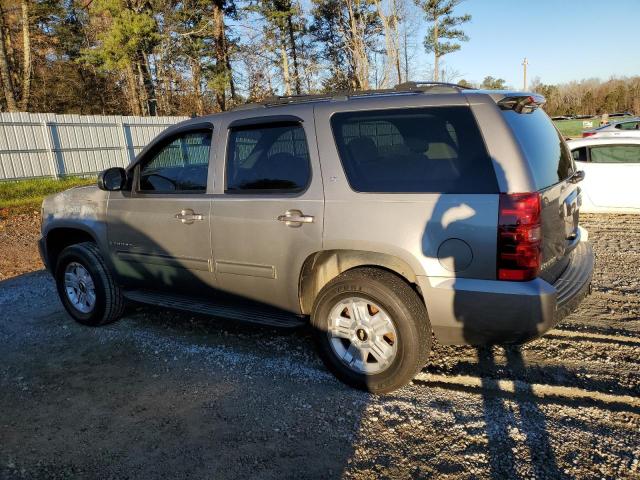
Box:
277 209 314 227
175 209 203 224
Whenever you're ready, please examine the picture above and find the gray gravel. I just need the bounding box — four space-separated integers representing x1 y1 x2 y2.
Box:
0 214 639 479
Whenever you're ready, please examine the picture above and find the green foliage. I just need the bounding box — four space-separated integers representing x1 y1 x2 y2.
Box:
417 0 470 57
0 176 96 215
80 0 160 71
480 76 506 90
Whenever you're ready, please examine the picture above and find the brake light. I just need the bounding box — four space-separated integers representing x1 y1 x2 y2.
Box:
582 131 596 137
497 193 542 281
498 94 546 114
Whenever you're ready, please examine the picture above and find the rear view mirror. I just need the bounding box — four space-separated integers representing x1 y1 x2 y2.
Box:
97 167 126 191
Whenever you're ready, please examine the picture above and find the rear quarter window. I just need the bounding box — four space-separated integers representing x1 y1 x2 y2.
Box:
502 108 574 190
330 106 498 193
590 144 640 163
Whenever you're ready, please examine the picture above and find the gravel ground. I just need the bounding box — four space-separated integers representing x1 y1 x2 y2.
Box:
0 214 639 479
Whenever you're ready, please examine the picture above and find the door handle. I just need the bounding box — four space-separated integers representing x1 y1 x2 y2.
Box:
277 209 314 227
175 209 203 224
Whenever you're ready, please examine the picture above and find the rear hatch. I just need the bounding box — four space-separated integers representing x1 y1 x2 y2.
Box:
501 107 580 284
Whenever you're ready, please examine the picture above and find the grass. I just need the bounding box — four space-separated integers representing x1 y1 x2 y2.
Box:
553 116 635 138
0 176 96 216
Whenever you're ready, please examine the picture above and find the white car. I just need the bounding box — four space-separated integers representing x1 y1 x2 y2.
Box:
567 137 640 213
582 118 640 138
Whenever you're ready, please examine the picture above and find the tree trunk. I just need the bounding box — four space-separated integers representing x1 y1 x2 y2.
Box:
212 1 228 110
280 30 291 95
125 63 142 116
433 14 439 82
345 0 370 90
286 14 300 94
20 0 30 110
191 59 204 115
403 26 408 82
139 54 157 116
0 5 16 111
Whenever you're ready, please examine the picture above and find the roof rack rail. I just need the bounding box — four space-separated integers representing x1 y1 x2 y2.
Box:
394 81 473 91
233 80 470 110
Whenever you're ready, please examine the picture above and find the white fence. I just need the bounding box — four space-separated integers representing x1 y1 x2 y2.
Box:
0 112 188 181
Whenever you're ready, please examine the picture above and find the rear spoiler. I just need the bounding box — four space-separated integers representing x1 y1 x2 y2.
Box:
497 94 546 114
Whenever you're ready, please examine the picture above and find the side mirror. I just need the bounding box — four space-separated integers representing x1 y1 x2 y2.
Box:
568 170 585 184
97 167 126 191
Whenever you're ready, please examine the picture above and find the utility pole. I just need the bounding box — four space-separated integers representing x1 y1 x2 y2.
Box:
522 57 528 90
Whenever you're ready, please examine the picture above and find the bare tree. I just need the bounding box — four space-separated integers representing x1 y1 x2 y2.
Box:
20 0 30 110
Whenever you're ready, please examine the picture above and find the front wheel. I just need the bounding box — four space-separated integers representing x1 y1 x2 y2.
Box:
311 268 431 393
55 242 125 326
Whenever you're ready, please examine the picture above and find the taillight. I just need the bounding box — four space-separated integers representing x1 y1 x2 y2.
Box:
497 193 542 281
582 131 596 137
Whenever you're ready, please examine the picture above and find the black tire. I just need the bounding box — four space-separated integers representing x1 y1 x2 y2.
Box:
55 242 125 326
311 267 431 393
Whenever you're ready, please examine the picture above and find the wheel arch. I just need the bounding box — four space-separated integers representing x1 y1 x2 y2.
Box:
298 250 419 315
45 226 97 272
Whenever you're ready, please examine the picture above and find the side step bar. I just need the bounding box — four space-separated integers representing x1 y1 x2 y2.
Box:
123 290 307 329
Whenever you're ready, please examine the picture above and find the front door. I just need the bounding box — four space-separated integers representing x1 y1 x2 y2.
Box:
107 126 215 294
211 113 324 312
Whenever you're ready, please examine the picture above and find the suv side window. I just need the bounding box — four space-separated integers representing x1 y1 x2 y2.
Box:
589 145 640 163
226 122 311 193
331 106 498 193
138 129 212 193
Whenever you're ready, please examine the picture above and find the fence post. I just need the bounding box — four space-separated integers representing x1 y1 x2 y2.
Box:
119 121 134 166
42 121 59 178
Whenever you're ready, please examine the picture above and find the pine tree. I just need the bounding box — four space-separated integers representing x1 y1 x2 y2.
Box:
415 0 470 82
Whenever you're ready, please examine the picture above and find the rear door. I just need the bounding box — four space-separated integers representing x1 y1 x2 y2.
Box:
210 112 324 312
581 144 640 210
502 108 579 282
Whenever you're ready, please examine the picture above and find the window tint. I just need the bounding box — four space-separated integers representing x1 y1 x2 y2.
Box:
615 122 640 130
139 130 211 193
590 145 640 163
571 147 588 162
330 106 498 193
226 123 311 192
502 108 574 190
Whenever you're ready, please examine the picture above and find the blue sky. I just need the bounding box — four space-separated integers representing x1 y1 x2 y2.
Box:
414 0 640 87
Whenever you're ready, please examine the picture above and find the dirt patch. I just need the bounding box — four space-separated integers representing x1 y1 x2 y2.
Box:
0 212 42 281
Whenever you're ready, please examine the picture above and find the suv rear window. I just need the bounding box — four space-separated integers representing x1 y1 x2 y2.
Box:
330 106 498 193
502 109 574 190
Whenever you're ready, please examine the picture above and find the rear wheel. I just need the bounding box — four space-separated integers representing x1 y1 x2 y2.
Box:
55 242 125 326
311 268 431 393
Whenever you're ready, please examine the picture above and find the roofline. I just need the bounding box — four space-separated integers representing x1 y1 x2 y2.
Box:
232 81 475 111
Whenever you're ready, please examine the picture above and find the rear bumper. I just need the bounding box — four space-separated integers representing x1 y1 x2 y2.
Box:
418 240 594 345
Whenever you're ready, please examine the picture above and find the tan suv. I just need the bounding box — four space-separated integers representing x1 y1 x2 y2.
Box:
40 83 593 393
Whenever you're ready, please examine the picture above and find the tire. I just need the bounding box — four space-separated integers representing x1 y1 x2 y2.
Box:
311 267 431 393
55 242 125 326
